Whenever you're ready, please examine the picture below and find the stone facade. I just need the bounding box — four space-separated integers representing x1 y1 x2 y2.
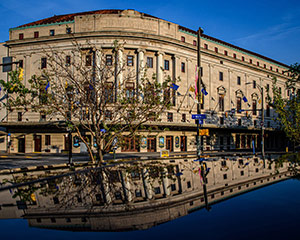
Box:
0 9 292 153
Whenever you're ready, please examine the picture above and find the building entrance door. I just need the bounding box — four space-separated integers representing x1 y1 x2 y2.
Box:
166 136 173 152
180 136 187 152
18 138 25 153
147 137 156 152
34 135 41 152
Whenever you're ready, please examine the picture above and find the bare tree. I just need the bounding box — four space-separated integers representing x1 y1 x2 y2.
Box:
0 40 175 164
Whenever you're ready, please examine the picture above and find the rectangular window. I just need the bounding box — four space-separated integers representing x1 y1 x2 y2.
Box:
215 47 218 53
253 80 256 89
237 97 242 113
41 58 47 69
45 135 51 145
219 95 224 112
249 59 252 64
104 83 114 103
204 43 208 49
224 50 228 56
19 33 24 40
19 60 23 68
86 54 92 66
276 68 278 72
127 55 134 66
147 57 153 68
220 117 224 125
181 62 185 72
233 53 237 59
164 60 169 70
125 82 135 101
18 112 22 121
238 119 242 126
264 64 266 68
193 40 197 46
181 113 186 122
50 29 55 36
181 36 185 42
257 61 260 66
66 55 71 65
34 31 39 38
253 100 257 115
242 56 245 61
219 71 223 81
106 54 112 66
167 112 173 122
270 66 273 71
237 76 241 85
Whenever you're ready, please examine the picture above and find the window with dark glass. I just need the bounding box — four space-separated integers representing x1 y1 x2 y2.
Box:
204 43 208 49
125 82 135 102
34 31 39 38
181 113 186 122
18 112 22 121
253 80 256 89
19 33 24 40
249 59 252 64
252 100 257 115
242 56 245 61
41 58 47 69
181 62 185 72
224 50 228 56
127 55 134 66
215 47 218 53
237 97 242 113
270 66 273 71
219 94 224 112
164 60 169 70
147 57 153 68
105 54 112 66
237 76 241 85
66 55 71 65
264 64 266 68
86 54 92 66
19 60 23 68
233 53 237 59
193 40 197 46
181 36 185 42
219 71 223 81
50 29 55 36
104 82 114 103
45 135 51 145
257 61 260 66
167 112 173 122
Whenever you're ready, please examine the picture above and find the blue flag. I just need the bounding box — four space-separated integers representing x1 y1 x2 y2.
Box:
201 88 208 96
45 82 50 91
242 96 248 102
170 83 179 90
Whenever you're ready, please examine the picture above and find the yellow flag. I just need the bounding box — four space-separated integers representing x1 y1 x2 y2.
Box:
18 68 24 81
189 86 195 92
258 99 262 104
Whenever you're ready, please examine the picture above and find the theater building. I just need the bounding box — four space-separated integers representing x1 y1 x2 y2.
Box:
0 9 292 153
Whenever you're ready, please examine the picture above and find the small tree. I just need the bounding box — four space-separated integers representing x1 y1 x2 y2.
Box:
0 40 175 164
267 63 300 145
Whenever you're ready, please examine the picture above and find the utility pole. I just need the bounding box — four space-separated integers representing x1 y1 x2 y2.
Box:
197 27 210 211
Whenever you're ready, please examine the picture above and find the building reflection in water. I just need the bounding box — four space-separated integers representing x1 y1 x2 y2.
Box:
0 155 293 231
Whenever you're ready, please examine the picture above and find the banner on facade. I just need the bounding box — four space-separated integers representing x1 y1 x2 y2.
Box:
160 150 169 158
199 129 209 136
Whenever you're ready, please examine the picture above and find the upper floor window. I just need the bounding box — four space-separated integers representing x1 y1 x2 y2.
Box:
249 59 252 64
204 43 208 49
264 64 266 68
253 80 256 89
193 40 197 46
181 36 185 42
181 62 185 72
127 55 134 66
66 55 71 65
233 53 237 59
41 58 47 69
257 61 260 66
219 71 223 81
276 68 279 72
19 33 24 40
181 113 186 122
45 135 51 145
147 57 153 68
164 60 169 70
224 50 228 56
252 100 257 115
242 56 245 61
19 60 24 68
18 112 22 122
50 29 55 36
167 112 173 122
34 31 39 38
215 47 218 53
86 54 92 66
106 54 113 66
270 66 273 71
237 76 241 85
219 95 224 112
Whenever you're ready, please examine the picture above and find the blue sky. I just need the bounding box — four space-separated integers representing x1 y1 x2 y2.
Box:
0 0 299 65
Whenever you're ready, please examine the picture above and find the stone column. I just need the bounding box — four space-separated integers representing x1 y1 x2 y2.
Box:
117 48 124 87
156 51 164 85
